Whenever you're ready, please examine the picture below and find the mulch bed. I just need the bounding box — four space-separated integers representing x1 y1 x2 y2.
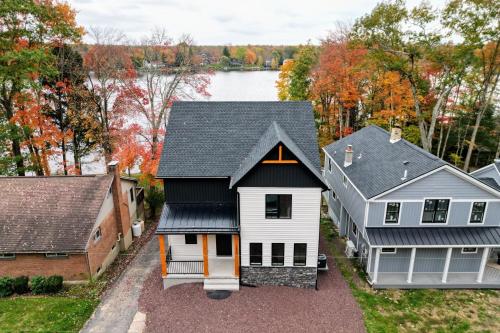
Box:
139 236 366 333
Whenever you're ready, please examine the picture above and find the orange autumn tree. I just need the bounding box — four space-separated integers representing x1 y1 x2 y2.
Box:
311 33 366 139
11 92 65 175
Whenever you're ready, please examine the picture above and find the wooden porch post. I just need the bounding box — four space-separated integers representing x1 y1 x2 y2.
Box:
407 248 416 283
476 248 490 283
233 234 240 277
373 248 381 284
442 248 453 283
158 235 167 277
202 234 209 277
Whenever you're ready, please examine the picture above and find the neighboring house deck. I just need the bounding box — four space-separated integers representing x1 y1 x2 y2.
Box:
155 101 327 291
0 163 144 281
323 126 500 289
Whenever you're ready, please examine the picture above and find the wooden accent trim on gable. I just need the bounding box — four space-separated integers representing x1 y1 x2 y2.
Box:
158 235 167 277
202 234 209 277
233 234 240 278
261 144 298 164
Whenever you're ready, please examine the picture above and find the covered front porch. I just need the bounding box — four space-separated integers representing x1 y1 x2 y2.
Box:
156 203 240 290
365 227 500 289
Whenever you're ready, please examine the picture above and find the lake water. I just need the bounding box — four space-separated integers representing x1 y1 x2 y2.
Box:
52 71 279 175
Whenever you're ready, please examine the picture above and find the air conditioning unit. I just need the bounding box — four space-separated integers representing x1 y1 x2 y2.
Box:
345 240 356 258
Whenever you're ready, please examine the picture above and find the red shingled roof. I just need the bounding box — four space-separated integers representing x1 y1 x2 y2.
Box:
0 175 113 253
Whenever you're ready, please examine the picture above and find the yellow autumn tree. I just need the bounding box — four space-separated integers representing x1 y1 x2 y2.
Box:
276 59 295 100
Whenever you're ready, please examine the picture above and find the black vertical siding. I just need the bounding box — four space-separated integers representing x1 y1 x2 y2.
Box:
163 178 236 204
235 163 324 188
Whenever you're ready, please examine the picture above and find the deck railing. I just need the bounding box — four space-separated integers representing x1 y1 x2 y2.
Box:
166 246 204 275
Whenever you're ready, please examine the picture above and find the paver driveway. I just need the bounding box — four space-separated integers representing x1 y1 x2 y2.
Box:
139 237 366 333
80 237 159 333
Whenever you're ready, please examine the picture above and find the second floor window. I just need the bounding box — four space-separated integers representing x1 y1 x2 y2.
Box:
271 243 285 266
422 199 450 224
469 202 486 224
249 243 262 265
385 202 401 224
265 194 292 219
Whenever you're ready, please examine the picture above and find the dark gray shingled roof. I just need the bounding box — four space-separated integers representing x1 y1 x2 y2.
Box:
230 121 327 188
323 126 445 199
156 203 238 234
477 177 500 191
157 101 321 178
0 175 113 253
367 227 500 246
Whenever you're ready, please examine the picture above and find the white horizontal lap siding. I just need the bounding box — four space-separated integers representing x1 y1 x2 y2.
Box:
238 187 322 268
167 234 203 261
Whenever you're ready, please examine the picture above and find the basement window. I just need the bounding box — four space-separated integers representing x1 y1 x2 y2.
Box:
185 234 197 244
381 248 397 254
45 253 68 259
0 253 15 260
461 248 478 254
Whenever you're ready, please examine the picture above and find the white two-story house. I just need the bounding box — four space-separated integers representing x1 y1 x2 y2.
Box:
323 126 500 288
155 102 328 291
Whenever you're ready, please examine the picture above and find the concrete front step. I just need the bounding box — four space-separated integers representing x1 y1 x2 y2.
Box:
203 278 240 291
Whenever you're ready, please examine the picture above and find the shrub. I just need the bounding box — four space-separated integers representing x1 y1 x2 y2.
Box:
13 276 29 294
45 275 63 293
0 277 14 297
30 276 46 295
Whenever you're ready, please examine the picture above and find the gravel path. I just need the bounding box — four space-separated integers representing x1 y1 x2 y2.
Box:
139 236 366 333
80 236 159 333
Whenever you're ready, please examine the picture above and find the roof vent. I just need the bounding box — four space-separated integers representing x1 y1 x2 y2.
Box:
403 160 409 165
333 150 337 156
401 169 408 181
390 125 402 143
344 145 353 167
357 153 362 159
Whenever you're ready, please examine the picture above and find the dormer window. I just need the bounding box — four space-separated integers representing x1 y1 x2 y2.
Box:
422 199 449 224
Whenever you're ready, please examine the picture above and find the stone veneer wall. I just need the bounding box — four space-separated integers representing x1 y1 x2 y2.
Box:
240 266 317 288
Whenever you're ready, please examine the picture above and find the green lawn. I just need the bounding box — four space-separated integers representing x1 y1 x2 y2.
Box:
0 296 97 333
321 219 500 333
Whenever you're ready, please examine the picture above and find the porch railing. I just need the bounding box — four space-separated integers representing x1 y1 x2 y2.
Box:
166 246 204 275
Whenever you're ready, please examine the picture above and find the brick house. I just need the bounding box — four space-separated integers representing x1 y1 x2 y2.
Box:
0 162 144 281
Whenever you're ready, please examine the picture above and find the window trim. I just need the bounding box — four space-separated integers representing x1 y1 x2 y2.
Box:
293 243 307 266
0 253 16 260
94 227 102 243
461 247 478 254
342 175 348 188
419 198 451 225
467 202 488 225
381 248 397 254
383 202 402 225
265 194 292 219
271 243 285 266
45 253 69 259
249 243 262 266
184 234 197 245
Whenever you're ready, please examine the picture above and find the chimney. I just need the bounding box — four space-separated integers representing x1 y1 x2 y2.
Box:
107 161 132 251
344 145 353 167
390 125 402 143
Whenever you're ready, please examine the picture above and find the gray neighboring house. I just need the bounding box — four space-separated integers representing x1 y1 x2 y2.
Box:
471 160 500 191
323 125 500 289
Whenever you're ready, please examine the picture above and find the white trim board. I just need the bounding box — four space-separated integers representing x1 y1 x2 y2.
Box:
369 165 500 201
370 245 499 248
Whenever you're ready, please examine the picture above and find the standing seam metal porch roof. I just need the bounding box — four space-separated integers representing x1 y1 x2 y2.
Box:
156 203 238 234
367 227 500 247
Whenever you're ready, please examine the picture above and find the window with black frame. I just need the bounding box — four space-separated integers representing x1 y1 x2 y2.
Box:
469 202 486 224
384 202 401 224
249 243 262 265
422 199 450 223
271 243 284 266
293 243 307 266
265 194 292 219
